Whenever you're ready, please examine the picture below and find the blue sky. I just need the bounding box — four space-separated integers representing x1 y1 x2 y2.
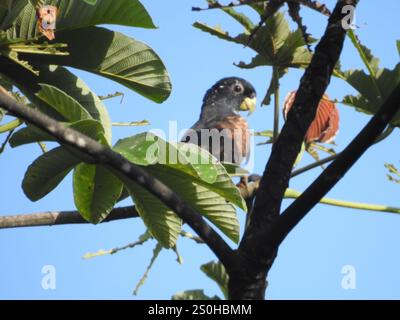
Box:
1 0 400 299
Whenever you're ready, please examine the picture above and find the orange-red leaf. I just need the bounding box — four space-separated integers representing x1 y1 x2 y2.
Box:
283 91 339 144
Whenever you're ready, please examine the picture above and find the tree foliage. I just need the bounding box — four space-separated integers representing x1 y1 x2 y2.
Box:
1 0 400 300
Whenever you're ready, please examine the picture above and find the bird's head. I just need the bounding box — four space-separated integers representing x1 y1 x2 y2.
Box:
201 77 257 118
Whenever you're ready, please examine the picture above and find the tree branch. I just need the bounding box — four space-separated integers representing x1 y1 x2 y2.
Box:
0 177 260 229
230 0 359 300
0 206 139 229
274 85 400 246
0 91 235 267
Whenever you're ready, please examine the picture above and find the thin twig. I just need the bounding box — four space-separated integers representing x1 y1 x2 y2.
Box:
133 242 163 295
180 230 205 244
82 231 152 259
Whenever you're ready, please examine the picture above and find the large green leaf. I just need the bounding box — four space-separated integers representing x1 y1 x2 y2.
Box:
10 119 105 147
0 2 8 26
0 49 38 75
113 133 243 246
194 12 308 64
147 165 240 244
114 133 246 210
112 132 161 166
4 0 155 38
0 0 26 30
212 0 254 32
22 146 80 201
201 261 229 299
338 38 400 127
347 30 380 76
114 133 218 183
73 164 123 224
119 164 240 247
36 84 92 122
22 27 171 103
0 63 112 141
118 174 182 249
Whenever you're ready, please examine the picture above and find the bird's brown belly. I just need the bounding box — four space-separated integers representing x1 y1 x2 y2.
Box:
183 115 250 164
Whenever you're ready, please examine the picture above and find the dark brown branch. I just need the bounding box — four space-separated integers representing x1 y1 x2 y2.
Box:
0 91 235 267
230 0 359 300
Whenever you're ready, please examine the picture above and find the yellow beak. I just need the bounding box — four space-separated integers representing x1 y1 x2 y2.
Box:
239 97 257 115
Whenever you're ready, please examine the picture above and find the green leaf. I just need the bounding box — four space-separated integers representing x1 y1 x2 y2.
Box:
113 132 160 166
5 0 155 40
114 133 218 183
147 165 240 244
1 49 38 75
338 35 400 126
23 27 171 103
0 64 112 142
341 64 400 127
172 290 221 301
73 164 123 224
221 162 249 177
215 1 254 32
10 119 105 147
0 0 26 30
275 29 315 68
117 173 182 248
385 163 400 184
114 133 246 210
201 261 229 299
193 22 244 46
115 162 240 247
113 133 243 245
347 30 380 76
22 146 80 201
36 84 92 122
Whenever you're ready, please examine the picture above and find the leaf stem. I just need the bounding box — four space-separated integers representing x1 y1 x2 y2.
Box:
285 188 400 215
0 118 23 133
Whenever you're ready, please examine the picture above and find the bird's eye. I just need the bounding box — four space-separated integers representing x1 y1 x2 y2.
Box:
233 84 244 93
